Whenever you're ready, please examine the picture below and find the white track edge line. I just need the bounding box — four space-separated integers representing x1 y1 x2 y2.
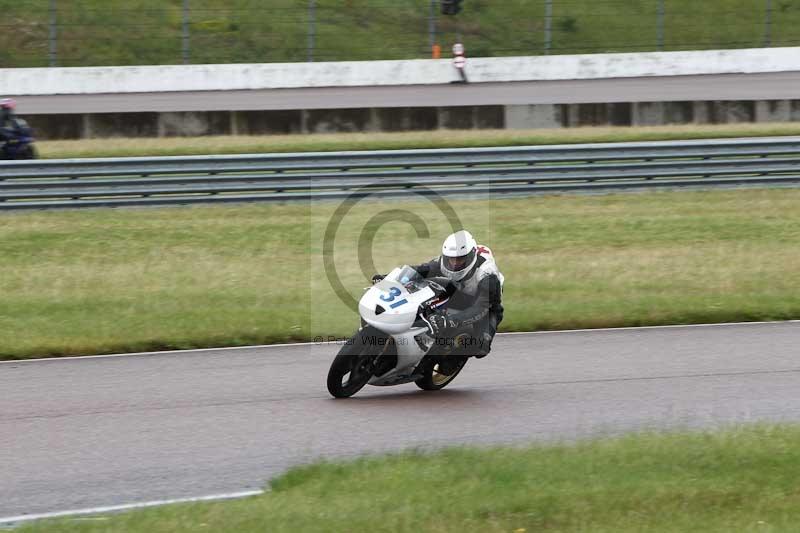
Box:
0 490 265 526
0 340 315 363
499 319 800 335
3 319 799 364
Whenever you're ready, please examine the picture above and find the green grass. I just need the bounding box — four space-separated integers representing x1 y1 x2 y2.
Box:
36 123 800 160
19 425 800 532
2 187 800 360
4 0 800 68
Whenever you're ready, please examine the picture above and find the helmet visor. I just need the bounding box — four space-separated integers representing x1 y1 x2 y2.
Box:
444 249 475 272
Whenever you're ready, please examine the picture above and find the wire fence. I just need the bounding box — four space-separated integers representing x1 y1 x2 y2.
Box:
2 0 798 68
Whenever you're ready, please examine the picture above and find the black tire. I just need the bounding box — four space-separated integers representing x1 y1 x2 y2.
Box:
22 145 37 160
414 356 468 391
326 328 387 399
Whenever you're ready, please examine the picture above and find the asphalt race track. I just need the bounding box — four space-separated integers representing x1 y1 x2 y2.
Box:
2 322 800 520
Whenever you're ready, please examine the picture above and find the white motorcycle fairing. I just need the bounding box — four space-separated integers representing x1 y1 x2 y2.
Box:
358 267 437 386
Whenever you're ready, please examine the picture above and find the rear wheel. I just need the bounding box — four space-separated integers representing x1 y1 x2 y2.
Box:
326 328 388 398
21 145 37 159
415 356 468 391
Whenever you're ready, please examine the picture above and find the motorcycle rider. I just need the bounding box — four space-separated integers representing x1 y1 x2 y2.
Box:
0 98 20 142
374 230 504 359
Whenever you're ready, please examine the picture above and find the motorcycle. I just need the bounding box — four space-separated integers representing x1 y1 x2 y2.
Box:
1 119 37 160
327 265 471 398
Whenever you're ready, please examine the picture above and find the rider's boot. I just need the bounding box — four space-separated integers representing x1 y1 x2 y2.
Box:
474 332 494 359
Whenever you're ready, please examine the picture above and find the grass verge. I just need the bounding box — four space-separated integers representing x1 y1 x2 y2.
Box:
37 123 800 159
19 425 800 533
5 1 800 68
2 188 800 359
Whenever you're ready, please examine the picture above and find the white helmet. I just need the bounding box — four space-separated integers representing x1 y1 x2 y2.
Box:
440 230 478 282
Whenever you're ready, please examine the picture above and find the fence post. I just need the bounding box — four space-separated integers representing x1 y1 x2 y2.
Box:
656 0 665 51
181 0 190 64
48 0 57 67
764 0 773 47
428 0 438 53
308 0 316 62
544 0 552 54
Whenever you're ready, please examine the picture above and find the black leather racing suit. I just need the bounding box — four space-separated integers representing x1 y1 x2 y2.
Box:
0 108 13 142
0 109 22 143
413 250 504 357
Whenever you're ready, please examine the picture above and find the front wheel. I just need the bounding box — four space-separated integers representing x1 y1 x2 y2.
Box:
326 328 387 398
415 356 468 391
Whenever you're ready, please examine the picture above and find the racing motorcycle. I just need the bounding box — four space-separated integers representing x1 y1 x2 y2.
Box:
327 265 471 398
1 119 37 160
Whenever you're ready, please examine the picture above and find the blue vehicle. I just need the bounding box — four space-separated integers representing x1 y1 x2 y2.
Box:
1 118 37 160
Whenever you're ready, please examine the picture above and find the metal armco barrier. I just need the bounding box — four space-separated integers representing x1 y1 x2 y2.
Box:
2 137 800 210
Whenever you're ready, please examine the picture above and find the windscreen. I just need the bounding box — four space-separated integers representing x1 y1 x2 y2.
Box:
387 265 427 293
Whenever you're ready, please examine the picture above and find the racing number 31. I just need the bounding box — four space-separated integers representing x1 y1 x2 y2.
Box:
380 287 408 309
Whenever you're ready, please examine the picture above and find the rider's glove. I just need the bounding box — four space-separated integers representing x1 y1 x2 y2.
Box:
371 274 386 284
426 311 457 337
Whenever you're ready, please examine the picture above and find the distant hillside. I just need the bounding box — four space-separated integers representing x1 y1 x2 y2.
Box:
3 0 800 68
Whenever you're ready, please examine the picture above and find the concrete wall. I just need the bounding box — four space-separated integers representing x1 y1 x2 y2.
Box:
26 107 500 139
5 47 800 96
508 100 800 129
24 101 800 141
8 47 800 139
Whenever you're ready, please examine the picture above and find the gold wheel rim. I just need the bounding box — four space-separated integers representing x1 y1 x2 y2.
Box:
431 363 458 386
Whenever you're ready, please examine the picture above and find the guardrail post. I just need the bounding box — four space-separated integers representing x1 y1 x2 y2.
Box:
656 0 665 51
181 0 190 64
544 0 553 54
48 0 58 67
308 0 317 62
